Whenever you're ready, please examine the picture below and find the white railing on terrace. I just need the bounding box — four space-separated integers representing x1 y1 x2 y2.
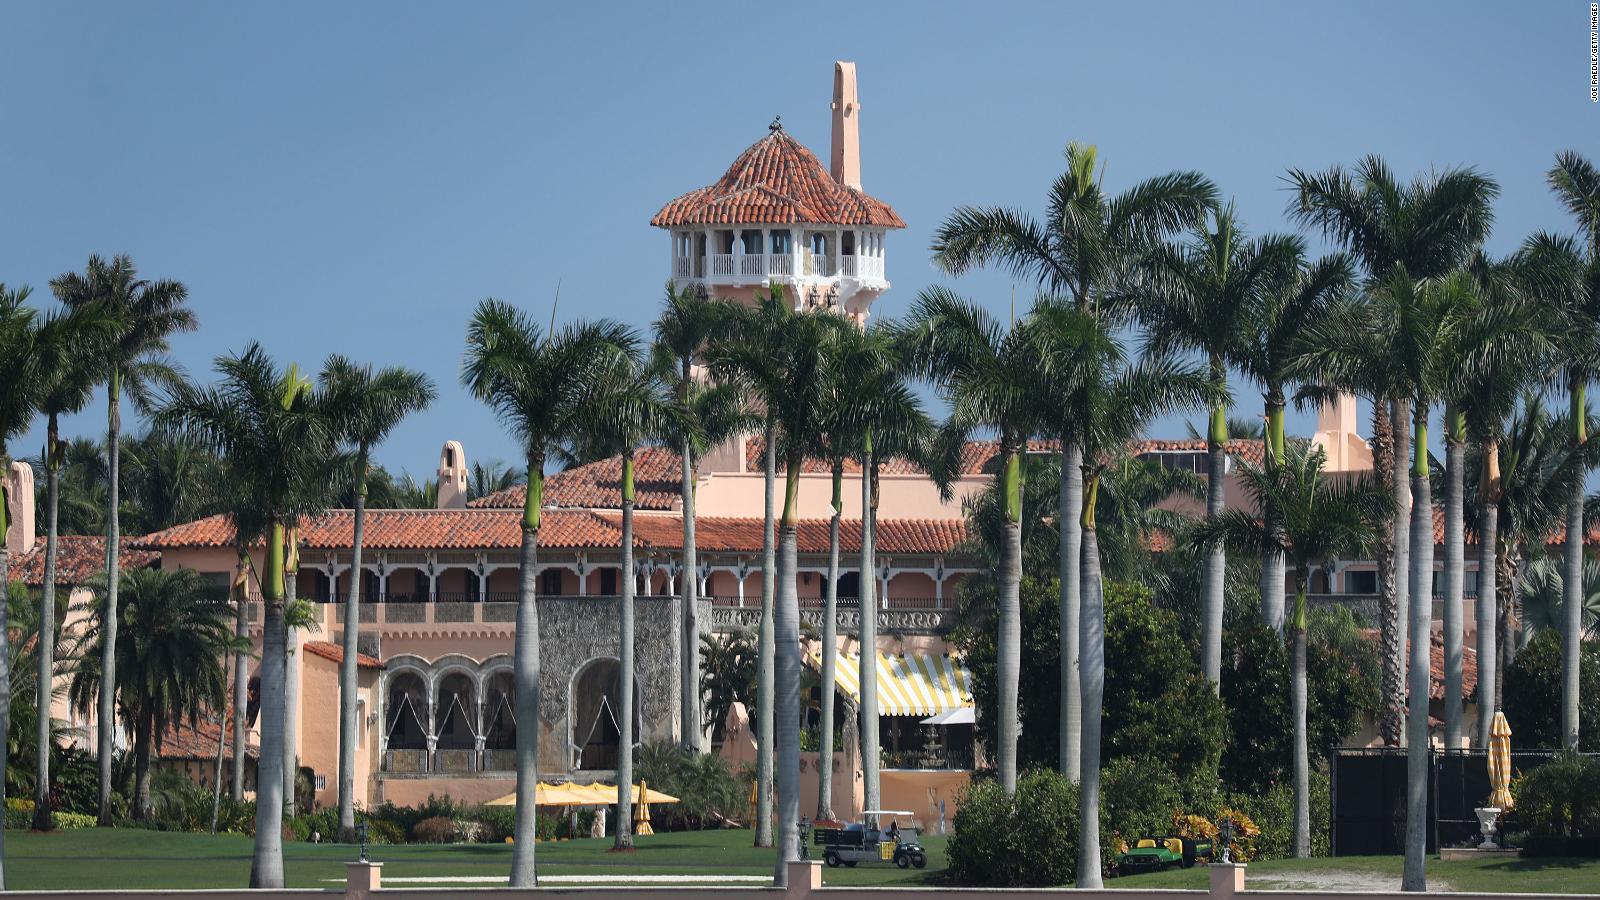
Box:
682 253 883 282
673 257 691 277
806 253 833 276
710 253 734 276
768 253 794 276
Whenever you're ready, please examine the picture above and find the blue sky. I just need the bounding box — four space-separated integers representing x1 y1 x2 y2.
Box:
2 2 1595 479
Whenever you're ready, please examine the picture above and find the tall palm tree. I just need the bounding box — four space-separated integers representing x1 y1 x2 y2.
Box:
652 285 737 753
1024 298 1215 887
30 305 107 831
710 298 843 883
1289 159 1498 774
902 287 1046 795
466 460 525 503
68 567 240 819
0 284 92 888
50 254 195 824
157 344 339 888
1135 204 1297 687
932 141 1214 778
318 356 435 842
1234 246 1355 632
817 322 929 815
1203 446 1386 857
1545 151 1600 750
461 301 632 887
567 345 675 851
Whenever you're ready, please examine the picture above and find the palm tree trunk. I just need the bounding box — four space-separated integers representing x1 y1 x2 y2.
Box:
772 459 803 886
1076 469 1104 889
210 665 227 833
996 449 1022 793
1402 401 1431 893
250 523 287 889
1393 397 1413 735
1443 412 1465 750
98 376 121 826
1371 400 1403 746
680 440 702 753
0 479 13 890
132 706 153 820
509 463 544 887
1202 403 1228 689
859 436 880 812
755 425 775 847
1475 438 1500 749
615 454 636 850
1563 376 1585 750
231 551 249 803
1261 395 1288 634
283 566 299 818
817 461 842 820
338 460 368 842
33 423 61 831
1059 443 1082 780
1291 575 1310 858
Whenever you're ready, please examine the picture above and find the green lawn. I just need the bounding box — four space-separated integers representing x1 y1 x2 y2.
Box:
1121 854 1600 894
6 828 1599 893
0 827 947 890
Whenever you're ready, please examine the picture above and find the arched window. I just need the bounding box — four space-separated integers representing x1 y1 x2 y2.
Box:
386 672 428 750
571 658 639 771
434 672 478 750
483 671 516 751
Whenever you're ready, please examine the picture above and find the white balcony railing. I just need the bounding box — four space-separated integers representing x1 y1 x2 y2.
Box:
805 253 833 276
681 252 883 283
710 253 734 276
673 257 691 278
840 255 857 277
768 254 793 276
739 254 766 277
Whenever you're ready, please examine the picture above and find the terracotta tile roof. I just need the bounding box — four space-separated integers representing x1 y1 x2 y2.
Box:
1428 633 1478 701
136 509 626 552
651 129 905 229
6 536 159 586
303 640 384 669
612 513 965 556
157 712 257 760
471 447 684 511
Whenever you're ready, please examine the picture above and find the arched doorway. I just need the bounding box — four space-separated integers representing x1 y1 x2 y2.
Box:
385 671 429 774
570 658 639 771
434 672 478 750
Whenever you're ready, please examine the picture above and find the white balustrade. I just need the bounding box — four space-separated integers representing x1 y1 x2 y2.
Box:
768 254 794 276
711 253 734 276
739 254 765 276
673 257 691 278
840 255 858 277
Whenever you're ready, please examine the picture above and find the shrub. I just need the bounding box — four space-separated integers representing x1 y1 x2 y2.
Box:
1228 767 1331 859
5 798 35 830
53 811 96 830
948 770 1092 886
472 805 516 843
365 817 405 845
1100 758 1183 854
537 812 559 842
411 815 456 844
1510 751 1600 857
1503 632 1600 751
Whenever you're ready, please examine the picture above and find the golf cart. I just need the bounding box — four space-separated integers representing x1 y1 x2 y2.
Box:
813 810 927 869
1115 835 1213 875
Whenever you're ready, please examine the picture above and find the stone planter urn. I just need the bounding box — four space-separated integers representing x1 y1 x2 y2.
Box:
1474 807 1502 849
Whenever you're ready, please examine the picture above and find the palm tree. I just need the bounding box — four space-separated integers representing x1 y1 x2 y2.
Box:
1289 159 1498 771
1545 151 1600 750
0 284 91 888
932 141 1214 779
1234 245 1355 633
1023 297 1215 887
466 460 525 503
815 322 929 816
119 430 220 534
1521 556 1600 640
50 254 195 824
318 356 435 842
461 300 632 887
567 345 674 851
68 568 240 819
1202 446 1386 857
157 344 339 888
902 287 1046 795
653 285 739 753
1135 204 1298 688
710 297 843 883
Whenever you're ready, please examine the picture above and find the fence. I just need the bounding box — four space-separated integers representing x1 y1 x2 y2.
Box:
1331 747 1595 855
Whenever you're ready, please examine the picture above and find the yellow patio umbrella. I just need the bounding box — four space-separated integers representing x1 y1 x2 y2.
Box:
1487 711 1514 811
486 782 593 807
636 779 655 836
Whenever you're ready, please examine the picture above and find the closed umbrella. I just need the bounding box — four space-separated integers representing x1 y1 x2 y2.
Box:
1487 711 1514 811
636 779 654 836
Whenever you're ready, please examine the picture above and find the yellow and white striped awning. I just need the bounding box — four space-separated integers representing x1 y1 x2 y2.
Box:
808 651 974 717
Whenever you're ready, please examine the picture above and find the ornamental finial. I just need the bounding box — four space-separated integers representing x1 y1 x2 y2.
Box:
769 115 783 133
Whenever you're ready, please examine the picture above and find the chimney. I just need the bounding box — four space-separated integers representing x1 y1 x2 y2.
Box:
830 61 861 189
4 461 34 556
436 440 468 509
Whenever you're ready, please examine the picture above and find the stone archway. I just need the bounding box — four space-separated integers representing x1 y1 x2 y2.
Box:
570 657 639 771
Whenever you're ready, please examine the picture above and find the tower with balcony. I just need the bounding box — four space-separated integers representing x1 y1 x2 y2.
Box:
651 61 905 321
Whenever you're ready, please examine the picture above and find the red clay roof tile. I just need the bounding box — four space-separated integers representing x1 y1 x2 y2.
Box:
304 640 384 669
6 536 159 586
651 130 904 229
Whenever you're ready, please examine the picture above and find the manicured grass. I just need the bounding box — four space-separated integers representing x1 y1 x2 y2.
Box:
0 827 947 890
1120 854 1600 894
